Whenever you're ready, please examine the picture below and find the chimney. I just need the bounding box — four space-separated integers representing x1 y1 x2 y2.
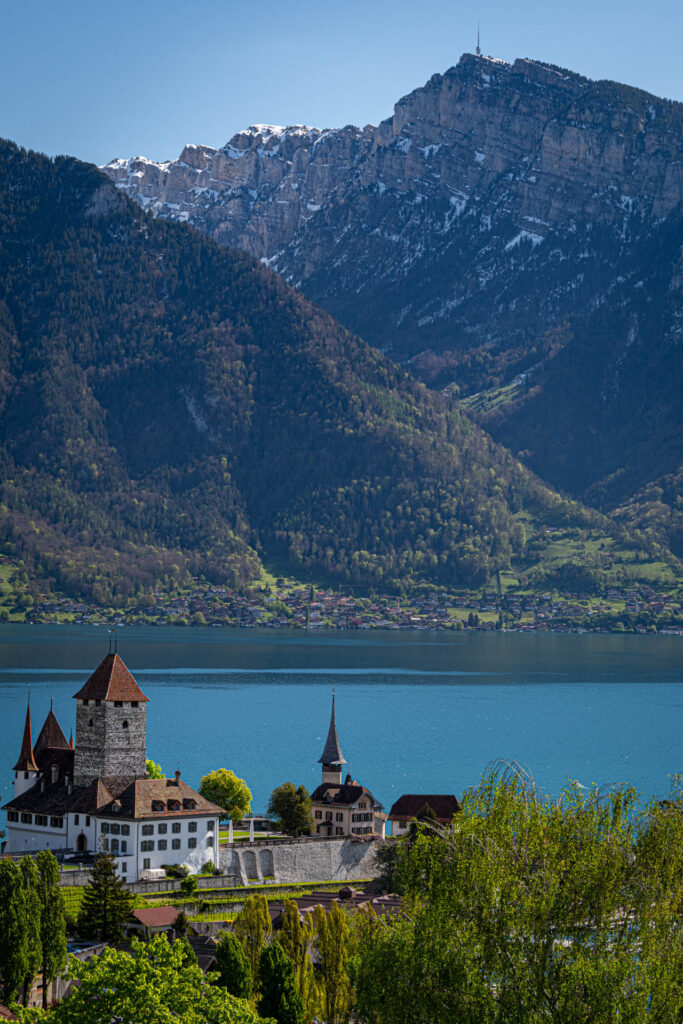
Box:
175 769 181 786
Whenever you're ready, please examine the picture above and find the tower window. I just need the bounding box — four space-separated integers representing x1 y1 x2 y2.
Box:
95 700 101 707
114 701 123 708
83 700 89 706
122 720 129 729
88 719 93 727
131 701 139 708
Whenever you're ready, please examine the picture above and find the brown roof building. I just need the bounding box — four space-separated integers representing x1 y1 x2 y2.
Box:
3 651 221 883
310 696 386 839
388 794 461 835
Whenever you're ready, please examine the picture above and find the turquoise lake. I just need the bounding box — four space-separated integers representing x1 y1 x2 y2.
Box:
0 625 681 823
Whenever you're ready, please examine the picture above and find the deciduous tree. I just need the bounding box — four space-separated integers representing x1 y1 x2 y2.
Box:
199 769 252 820
278 899 315 1016
313 903 352 1024
19 857 42 1006
35 852 66 1010
0 859 28 1004
233 894 272 988
267 783 312 837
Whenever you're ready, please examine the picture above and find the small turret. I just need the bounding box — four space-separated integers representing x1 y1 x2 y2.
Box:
13 699 39 798
318 693 347 786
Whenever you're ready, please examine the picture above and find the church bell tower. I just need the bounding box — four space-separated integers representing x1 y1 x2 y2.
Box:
318 693 347 785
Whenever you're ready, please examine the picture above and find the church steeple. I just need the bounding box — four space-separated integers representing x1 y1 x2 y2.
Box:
318 693 347 785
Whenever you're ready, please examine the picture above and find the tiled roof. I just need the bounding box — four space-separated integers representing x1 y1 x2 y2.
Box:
3 772 221 821
73 653 149 703
13 703 38 772
132 906 178 929
318 694 346 765
35 709 69 753
311 780 382 808
388 794 461 822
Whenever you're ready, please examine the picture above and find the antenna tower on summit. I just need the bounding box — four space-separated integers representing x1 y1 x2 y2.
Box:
476 24 481 56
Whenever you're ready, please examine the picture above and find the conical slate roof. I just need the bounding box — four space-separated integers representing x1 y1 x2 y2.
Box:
318 694 347 765
13 701 38 772
35 707 69 753
73 653 149 703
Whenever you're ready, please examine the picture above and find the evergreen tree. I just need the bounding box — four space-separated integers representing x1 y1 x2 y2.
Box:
0 859 28 1004
278 899 315 1016
257 941 304 1024
19 857 42 1006
233 894 272 989
35 851 67 1010
313 903 352 1024
77 853 133 942
214 931 252 1000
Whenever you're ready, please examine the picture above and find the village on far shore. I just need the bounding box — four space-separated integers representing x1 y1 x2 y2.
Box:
2 555 682 635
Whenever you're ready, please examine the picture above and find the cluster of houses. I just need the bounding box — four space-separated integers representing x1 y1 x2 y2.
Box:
3 650 460 878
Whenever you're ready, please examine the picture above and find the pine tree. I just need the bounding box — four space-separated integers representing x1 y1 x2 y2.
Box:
35 850 67 1009
0 859 28 1004
214 931 252 1000
257 941 304 1024
78 852 133 942
19 856 42 1006
313 902 352 1024
233 894 272 990
278 898 316 1016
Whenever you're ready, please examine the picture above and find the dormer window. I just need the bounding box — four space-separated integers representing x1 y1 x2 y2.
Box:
152 800 165 812
167 800 181 811
183 799 196 810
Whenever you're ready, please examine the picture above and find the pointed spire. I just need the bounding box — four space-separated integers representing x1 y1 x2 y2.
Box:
69 729 75 750
13 697 38 772
318 692 347 765
35 707 69 753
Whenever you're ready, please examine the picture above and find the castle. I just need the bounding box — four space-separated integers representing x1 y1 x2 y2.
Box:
3 652 221 881
310 695 386 838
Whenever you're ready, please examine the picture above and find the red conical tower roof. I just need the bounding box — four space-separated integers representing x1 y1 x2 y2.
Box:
13 700 38 772
72 653 149 703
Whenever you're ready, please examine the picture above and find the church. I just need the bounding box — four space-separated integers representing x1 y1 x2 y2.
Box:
3 651 222 882
310 695 386 838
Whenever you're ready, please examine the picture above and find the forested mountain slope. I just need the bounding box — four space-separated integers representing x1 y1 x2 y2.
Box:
0 140 668 604
104 54 683 552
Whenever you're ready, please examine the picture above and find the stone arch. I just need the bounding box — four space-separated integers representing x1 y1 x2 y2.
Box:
242 849 258 880
259 848 274 879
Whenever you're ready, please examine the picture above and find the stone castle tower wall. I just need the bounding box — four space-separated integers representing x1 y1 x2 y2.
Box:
74 700 146 784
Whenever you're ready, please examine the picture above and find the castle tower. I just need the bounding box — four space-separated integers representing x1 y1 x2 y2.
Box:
13 698 39 798
318 693 347 786
73 653 149 786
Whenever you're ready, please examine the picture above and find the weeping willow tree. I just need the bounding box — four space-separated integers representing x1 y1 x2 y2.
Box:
355 764 683 1024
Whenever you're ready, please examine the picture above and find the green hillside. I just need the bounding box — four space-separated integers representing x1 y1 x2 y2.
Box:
0 140 676 607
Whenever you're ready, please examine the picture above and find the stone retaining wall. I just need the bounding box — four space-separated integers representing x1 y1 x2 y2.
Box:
219 836 380 885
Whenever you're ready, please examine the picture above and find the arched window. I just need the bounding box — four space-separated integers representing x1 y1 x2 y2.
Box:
122 720 129 729
88 718 93 727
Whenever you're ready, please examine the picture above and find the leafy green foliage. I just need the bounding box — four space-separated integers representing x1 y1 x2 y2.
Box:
257 942 304 1024
278 899 316 1017
233 894 272 989
19 857 42 1006
354 770 683 1023
199 769 252 820
0 859 28 1003
13 933 268 1023
313 903 353 1024
146 758 164 778
214 931 253 1001
77 853 133 942
35 852 66 1010
267 783 313 837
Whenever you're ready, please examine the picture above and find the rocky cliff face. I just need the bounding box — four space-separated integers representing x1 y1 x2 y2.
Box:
103 54 683 527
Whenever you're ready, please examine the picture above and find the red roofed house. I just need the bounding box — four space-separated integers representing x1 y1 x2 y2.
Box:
128 905 179 937
3 651 222 882
388 794 461 836
310 696 386 839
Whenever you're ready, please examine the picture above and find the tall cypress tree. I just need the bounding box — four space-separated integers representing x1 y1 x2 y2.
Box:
78 852 133 943
278 898 316 1016
257 941 304 1024
233 894 272 989
0 859 28 1004
214 931 253 1000
35 850 67 1009
19 856 42 1006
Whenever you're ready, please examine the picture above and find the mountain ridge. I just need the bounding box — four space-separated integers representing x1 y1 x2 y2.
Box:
103 53 683 553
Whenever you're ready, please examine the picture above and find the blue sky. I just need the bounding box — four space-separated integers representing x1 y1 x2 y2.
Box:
1 0 681 166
